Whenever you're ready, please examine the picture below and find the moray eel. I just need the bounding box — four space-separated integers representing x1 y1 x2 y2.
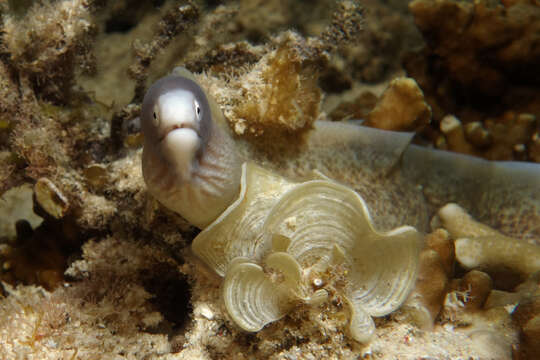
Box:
142 68 242 228
142 67 540 242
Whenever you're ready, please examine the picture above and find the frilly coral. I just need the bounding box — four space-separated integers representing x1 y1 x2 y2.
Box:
193 162 422 342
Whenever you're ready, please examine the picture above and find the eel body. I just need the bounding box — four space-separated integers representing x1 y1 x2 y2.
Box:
245 121 540 241
141 68 540 242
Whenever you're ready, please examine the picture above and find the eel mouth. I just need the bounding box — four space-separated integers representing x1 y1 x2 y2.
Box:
159 123 199 143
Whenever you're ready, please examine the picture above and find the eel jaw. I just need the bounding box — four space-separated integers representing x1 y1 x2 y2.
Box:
158 122 199 143
161 126 201 183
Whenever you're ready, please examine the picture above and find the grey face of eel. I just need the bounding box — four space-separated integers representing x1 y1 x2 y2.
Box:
141 72 242 228
141 75 212 182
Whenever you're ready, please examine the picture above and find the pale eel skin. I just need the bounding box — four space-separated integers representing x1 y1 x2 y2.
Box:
142 68 540 242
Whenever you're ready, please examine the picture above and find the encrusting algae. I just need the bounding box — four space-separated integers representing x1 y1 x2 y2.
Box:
1 1 540 359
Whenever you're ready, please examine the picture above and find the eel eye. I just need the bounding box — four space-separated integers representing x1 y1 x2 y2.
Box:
152 106 160 127
194 100 201 119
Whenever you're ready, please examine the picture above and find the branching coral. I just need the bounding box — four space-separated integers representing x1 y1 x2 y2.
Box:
406 0 540 162
128 1 200 100
1 0 103 200
438 203 540 279
433 203 540 359
1 0 137 235
2 0 96 104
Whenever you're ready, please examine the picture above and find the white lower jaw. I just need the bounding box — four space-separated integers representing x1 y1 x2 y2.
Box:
162 128 200 182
